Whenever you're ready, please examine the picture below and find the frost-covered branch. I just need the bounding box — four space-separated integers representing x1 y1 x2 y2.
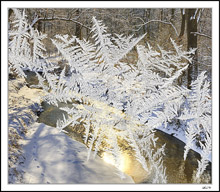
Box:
9 9 50 77
179 71 211 176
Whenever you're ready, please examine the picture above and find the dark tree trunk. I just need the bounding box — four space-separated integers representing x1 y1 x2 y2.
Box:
8 8 14 31
171 9 175 22
186 9 198 89
8 8 13 19
75 9 81 39
179 9 186 38
160 8 164 20
177 9 186 86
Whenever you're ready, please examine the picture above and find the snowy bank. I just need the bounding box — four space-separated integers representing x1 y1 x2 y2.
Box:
18 122 134 184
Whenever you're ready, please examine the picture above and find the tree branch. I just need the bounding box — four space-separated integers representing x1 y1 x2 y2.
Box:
134 19 179 36
190 32 212 39
32 17 91 30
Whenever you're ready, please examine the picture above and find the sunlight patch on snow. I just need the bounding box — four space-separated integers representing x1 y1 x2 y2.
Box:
102 152 130 173
102 152 116 166
118 153 131 173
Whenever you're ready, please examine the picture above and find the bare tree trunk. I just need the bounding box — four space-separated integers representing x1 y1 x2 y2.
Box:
179 9 186 38
37 21 42 32
8 8 14 31
160 8 164 21
8 8 13 19
186 9 198 89
171 9 175 22
75 9 81 39
159 8 164 31
177 9 186 86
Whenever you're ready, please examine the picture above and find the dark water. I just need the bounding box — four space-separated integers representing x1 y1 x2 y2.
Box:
153 129 211 183
37 101 84 143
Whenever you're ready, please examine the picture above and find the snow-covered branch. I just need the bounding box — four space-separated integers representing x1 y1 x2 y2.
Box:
179 71 211 177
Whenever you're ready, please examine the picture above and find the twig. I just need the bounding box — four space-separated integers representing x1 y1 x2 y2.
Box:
134 19 179 36
190 32 212 39
33 17 91 30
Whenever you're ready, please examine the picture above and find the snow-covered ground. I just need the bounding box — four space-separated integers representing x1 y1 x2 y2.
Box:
18 122 134 184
